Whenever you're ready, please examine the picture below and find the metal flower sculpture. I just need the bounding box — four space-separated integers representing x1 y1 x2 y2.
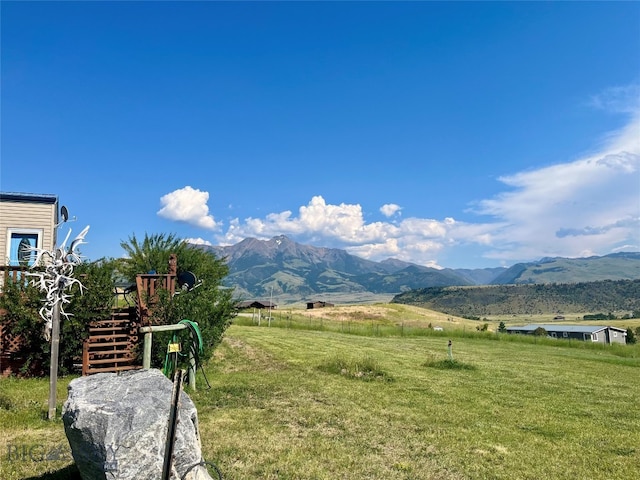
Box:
27 225 90 340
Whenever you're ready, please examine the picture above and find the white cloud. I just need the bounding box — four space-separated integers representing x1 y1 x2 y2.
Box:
185 237 213 246
380 203 401 217
158 186 220 230
210 85 640 267
474 109 640 263
215 195 464 265
589 84 640 114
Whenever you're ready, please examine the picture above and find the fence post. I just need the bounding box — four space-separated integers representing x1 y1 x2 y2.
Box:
188 349 196 391
82 339 89 376
48 302 61 420
143 331 153 369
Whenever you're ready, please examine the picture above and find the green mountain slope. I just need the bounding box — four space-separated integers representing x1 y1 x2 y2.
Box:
491 252 640 284
391 279 640 316
203 235 640 300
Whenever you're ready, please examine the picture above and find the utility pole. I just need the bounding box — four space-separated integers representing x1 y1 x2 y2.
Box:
268 286 273 327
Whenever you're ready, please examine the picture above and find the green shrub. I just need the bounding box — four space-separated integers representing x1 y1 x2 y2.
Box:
0 274 48 376
318 355 393 382
0 259 123 376
120 233 236 369
423 358 477 370
533 327 548 336
0 392 13 410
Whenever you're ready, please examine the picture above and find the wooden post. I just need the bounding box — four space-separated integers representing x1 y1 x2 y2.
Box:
188 349 196 391
82 338 89 376
48 302 61 420
140 323 194 389
268 286 273 327
143 331 153 369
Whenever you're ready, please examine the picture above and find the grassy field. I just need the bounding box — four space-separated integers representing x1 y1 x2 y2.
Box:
1 318 639 479
238 302 640 334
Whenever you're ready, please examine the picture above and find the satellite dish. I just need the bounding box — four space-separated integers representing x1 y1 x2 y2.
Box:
177 271 198 291
60 206 69 223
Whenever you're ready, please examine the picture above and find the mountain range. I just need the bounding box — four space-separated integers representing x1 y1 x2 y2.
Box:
202 235 640 301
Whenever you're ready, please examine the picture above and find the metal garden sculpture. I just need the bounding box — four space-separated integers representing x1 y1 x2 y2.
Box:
27 225 90 340
26 222 89 420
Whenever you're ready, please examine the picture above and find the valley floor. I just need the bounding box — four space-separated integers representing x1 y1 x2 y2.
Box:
2 324 639 479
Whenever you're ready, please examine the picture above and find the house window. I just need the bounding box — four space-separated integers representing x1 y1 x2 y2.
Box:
613 332 617 337
6 229 43 266
562 332 568 338
592 333 598 342
551 332 557 338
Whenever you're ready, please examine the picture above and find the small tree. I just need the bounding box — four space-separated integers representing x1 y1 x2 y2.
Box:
627 328 637 344
533 327 548 336
498 321 507 333
120 233 236 367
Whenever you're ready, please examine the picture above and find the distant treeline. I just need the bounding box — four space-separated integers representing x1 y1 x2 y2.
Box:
391 279 640 316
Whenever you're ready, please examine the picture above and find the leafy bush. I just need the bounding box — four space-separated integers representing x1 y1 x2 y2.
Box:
120 233 236 368
0 259 119 376
533 327 548 336
0 275 48 376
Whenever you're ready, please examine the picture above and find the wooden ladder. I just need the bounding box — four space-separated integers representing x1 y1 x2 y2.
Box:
82 307 141 375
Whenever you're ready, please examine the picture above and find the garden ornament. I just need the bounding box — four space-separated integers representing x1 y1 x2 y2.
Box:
26 225 90 340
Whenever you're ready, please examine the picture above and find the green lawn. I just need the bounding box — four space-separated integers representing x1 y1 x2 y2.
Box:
1 325 639 479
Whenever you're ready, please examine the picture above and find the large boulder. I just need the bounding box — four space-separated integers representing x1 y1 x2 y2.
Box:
62 369 213 480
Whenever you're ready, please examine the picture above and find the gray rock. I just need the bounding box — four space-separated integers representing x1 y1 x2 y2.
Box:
62 369 213 480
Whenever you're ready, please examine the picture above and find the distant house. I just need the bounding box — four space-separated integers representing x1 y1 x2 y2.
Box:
0 192 59 268
307 301 335 309
236 300 277 310
505 324 627 344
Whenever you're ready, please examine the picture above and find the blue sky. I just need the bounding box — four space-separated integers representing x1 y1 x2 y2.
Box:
2 1 639 269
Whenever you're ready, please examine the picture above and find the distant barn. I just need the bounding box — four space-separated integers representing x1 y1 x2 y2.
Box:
307 301 334 309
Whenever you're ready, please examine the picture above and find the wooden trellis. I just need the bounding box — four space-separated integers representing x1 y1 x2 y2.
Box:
0 322 27 376
82 307 140 375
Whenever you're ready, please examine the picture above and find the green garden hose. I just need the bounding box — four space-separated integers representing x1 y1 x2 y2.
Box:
162 319 211 389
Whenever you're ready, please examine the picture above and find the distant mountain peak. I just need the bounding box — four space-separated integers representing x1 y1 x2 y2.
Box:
202 238 640 300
